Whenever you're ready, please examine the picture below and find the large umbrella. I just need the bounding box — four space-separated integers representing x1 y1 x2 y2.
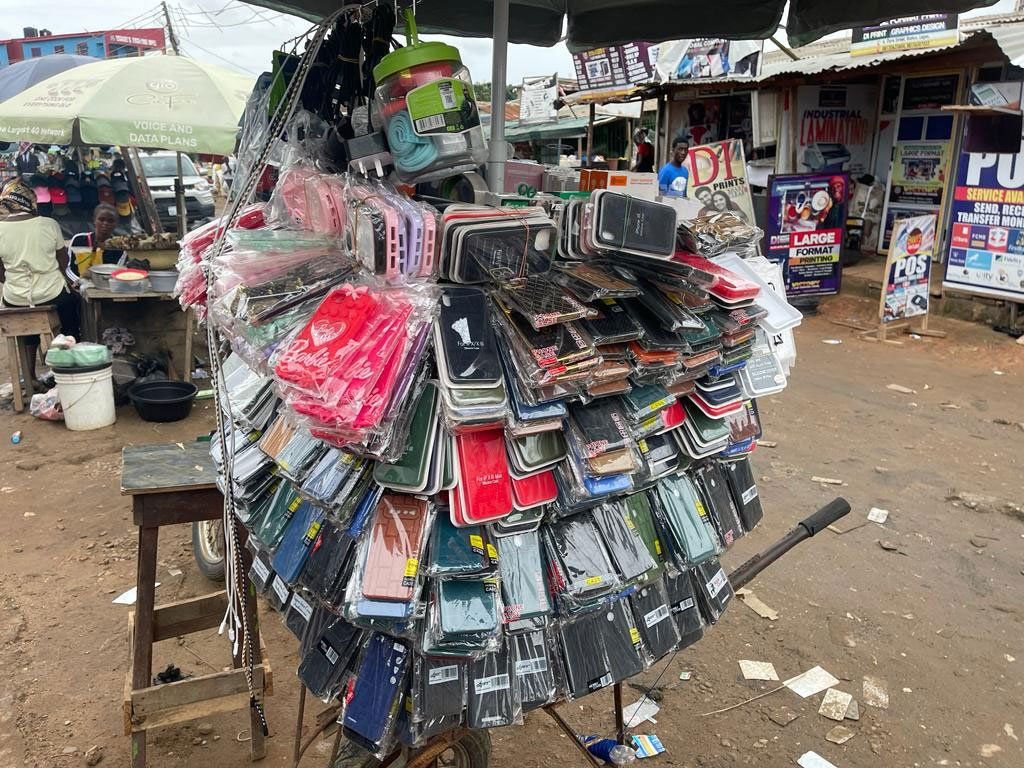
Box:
0 54 98 104
0 54 253 156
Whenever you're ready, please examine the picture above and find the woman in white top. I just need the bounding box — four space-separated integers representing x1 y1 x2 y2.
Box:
0 179 81 387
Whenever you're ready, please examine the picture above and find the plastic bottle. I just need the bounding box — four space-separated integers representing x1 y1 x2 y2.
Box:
11 431 22 445
578 736 637 765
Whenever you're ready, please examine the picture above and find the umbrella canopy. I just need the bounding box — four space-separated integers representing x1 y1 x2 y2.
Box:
0 55 254 155
0 54 98 104
242 0 997 48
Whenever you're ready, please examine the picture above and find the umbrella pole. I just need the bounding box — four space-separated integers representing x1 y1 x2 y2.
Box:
486 0 510 194
175 151 187 237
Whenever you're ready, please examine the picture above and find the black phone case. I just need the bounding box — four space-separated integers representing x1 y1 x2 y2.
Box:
628 576 680 660
558 612 613 698
594 193 676 257
691 558 734 625
591 501 657 583
437 287 501 384
722 457 764 531
695 463 745 548
600 598 646 683
297 618 364 700
467 642 517 728
664 568 704 648
511 630 556 711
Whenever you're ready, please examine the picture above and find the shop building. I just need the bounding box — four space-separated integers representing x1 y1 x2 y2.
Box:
0 27 166 67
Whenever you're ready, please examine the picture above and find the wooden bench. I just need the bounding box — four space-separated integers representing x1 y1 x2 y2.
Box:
121 442 272 767
0 305 59 412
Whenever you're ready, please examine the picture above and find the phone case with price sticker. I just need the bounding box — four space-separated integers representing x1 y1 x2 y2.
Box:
361 495 431 601
628 575 681 660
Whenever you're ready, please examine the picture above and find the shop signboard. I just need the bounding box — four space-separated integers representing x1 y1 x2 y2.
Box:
882 215 935 323
764 172 848 296
656 39 762 81
686 139 756 223
850 15 958 57
572 43 657 91
519 74 558 125
944 102 1024 302
796 85 878 178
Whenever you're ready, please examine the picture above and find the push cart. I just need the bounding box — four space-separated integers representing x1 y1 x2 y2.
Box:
290 498 852 768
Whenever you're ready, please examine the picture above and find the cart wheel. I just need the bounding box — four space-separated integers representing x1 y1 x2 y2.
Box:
434 730 491 768
192 520 225 583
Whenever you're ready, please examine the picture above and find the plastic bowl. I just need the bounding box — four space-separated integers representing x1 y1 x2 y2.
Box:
128 380 198 422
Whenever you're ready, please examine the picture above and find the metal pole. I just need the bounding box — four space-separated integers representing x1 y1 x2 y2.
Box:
586 103 596 166
486 0 510 194
613 682 625 744
175 151 187 237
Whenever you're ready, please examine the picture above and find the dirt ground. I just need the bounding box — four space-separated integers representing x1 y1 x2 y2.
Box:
0 293 1021 768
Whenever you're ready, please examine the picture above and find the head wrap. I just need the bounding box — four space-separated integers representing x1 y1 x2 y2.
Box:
0 179 38 215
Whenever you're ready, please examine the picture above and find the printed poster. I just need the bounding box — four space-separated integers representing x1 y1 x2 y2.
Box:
572 43 658 91
657 39 762 81
888 142 949 206
796 85 878 177
765 173 849 296
943 102 1024 302
883 215 935 323
686 139 756 223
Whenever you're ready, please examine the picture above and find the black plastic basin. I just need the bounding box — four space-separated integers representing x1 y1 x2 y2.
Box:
128 380 199 423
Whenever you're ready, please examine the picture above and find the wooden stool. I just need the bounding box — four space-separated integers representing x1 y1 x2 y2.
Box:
0 306 59 412
121 442 272 768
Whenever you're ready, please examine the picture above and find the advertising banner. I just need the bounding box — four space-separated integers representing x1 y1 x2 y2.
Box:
851 15 958 57
519 74 558 125
883 215 935 323
796 85 878 177
657 39 762 81
943 117 1024 301
686 139 755 223
572 44 657 91
765 173 849 296
888 141 949 206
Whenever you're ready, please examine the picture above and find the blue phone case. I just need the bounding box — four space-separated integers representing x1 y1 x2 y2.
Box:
343 633 411 748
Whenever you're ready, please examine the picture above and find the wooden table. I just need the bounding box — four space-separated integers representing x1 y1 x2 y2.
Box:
121 442 271 768
82 283 195 382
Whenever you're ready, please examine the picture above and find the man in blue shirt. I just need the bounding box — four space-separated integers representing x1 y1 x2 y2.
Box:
658 139 690 198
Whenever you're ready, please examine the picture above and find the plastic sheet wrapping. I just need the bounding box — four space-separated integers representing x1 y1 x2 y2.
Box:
722 457 763 531
600 597 650 680
466 640 521 728
652 474 719 567
509 630 557 711
427 514 489 577
408 655 466 740
300 516 356 604
297 616 364 701
422 577 501 656
342 633 411 757
557 610 614 699
495 530 551 624
284 588 316 640
663 568 705 649
694 462 745 548
271 498 326 584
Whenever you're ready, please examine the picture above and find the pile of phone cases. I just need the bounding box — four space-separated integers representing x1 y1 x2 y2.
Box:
201 163 802 758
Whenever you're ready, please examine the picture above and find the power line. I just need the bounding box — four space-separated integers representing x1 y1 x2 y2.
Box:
178 35 261 75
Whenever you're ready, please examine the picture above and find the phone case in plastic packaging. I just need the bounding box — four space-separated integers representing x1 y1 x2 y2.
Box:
467 641 521 729
300 448 359 505
437 578 501 638
411 655 466 725
271 499 326 584
297 617 364 701
342 633 411 756
543 515 620 612
255 482 304 551
693 463 745 548
622 492 666 567
510 630 557 711
691 558 734 625
663 568 705 649
652 475 718 567
495 530 552 623
628 576 680 660
427 514 489 577
300 517 356 604
601 597 650 680
721 457 763 531
591 501 659 584
557 611 614 699
284 588 316 640
247 542 276 594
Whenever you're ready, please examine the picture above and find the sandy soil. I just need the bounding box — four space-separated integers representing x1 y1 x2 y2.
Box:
0 293 1021 768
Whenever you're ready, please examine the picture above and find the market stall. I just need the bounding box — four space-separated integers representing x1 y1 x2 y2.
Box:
137 1 997 766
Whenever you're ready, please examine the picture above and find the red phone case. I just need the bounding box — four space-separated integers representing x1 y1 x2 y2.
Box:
455 429 513 524
511 470 558 510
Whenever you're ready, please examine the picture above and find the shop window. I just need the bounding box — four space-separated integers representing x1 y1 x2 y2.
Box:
30 47 41 58
977 65 1005 83
924 115 954 141
897 116 924 141
75 42 87 56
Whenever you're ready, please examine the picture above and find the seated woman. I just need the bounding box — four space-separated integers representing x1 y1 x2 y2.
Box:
68 203 124 277
0 179 82 389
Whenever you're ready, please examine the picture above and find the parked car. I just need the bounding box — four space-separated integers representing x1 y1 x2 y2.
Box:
138 151 215 231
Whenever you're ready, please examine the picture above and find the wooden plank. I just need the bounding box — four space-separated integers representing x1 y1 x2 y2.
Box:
132 526 159 694
133 489 223 527
6 337 22 413
153 592 228 642
130 666 267 732
121 442 218 495
124 611 135 737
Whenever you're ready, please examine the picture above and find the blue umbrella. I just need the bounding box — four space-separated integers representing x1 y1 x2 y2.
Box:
0 54 98 103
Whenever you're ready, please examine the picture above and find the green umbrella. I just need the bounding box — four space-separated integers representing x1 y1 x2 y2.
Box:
0 54 253 155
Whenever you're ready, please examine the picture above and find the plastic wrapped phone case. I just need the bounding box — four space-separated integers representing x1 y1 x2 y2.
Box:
467 641 520 728
511 630 557 710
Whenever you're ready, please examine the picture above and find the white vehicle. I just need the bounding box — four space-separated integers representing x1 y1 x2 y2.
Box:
138 151 215 230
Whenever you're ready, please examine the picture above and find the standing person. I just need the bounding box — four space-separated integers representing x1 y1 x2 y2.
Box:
632 128 655 173
0 180 81 389
658 139 690 198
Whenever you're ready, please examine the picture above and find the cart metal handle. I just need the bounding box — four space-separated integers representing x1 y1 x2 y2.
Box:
728 497 851 590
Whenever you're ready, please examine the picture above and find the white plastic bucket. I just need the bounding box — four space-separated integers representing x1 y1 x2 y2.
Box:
53 364 116 431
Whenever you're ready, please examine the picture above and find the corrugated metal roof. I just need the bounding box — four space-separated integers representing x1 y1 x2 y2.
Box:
986 23 1024 67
